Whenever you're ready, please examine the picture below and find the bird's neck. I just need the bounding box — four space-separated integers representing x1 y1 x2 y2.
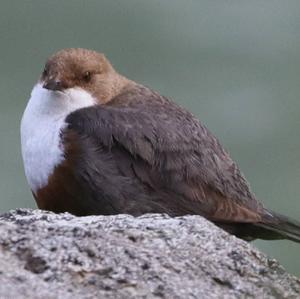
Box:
96 72 136 104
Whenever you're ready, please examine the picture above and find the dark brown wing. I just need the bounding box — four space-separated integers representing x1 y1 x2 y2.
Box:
64 84 265 222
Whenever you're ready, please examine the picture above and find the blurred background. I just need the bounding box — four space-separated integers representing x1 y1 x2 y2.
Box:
1 0 300 276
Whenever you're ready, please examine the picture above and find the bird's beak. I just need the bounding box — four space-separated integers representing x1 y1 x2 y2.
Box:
43 79 64 91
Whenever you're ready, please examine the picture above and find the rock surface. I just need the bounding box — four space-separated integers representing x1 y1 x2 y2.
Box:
0 209 299 299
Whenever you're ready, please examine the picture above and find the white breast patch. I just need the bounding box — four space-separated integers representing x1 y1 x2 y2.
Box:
20 83 96 193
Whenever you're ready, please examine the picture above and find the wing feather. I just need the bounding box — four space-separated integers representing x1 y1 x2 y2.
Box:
65 85 264 222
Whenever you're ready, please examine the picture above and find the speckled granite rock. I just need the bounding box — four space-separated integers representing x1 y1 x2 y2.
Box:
0 209 299 299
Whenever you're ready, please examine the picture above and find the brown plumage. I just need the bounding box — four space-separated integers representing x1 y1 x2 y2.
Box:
22 48 300 242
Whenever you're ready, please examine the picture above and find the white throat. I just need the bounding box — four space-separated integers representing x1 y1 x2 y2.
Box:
21 83 96 193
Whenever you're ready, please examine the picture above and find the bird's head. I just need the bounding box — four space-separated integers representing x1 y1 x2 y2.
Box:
40 48 129 104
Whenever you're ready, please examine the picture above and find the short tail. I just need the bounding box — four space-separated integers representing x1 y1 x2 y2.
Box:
255 210 300 243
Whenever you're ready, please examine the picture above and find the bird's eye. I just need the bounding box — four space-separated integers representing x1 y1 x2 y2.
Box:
83 71 91 82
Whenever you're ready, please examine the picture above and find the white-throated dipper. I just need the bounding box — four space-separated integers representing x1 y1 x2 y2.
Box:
21 48 300 242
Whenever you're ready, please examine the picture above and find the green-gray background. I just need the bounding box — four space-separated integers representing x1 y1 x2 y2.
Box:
1 1 300 276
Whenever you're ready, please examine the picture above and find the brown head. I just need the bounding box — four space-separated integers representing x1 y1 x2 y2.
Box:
41 48 131 103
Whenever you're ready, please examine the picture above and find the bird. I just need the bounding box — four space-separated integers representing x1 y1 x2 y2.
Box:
21 48 300 242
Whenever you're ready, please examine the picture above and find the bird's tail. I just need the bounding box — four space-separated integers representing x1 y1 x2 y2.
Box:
255 210 300 243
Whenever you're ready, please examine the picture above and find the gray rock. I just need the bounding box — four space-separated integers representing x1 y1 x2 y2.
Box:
0 209 299 299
